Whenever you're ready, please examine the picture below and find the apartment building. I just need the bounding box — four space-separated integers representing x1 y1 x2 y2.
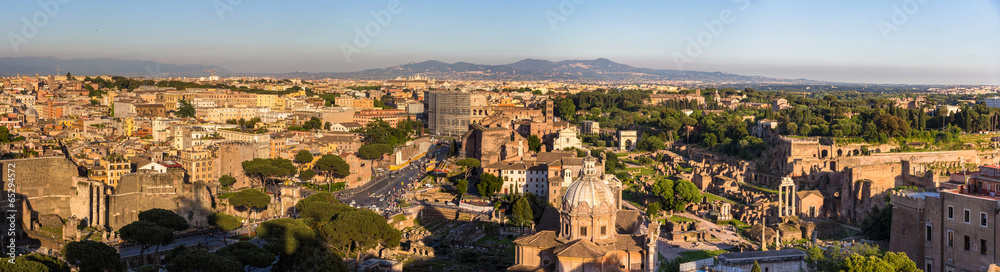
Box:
891 167 1000 272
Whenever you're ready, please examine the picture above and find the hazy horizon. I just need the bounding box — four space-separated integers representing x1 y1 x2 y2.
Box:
2 0 999 85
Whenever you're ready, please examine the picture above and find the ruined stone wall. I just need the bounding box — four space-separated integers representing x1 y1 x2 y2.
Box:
0 157 88 229
217 141 257 189
108 169 213 229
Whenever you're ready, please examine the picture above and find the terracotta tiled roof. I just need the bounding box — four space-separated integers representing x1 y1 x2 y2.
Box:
603 234 645 252
553 239 605 258
615 210 640 234
513 230 561 248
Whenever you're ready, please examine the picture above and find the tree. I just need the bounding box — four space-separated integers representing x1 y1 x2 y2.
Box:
477 173 504 198
449 140 458 157
556 99 576 121
229 189 271 224
241 158 297 189
119 220 174 266
454 179 468 200
294 150 314 169
805 243 917 272
358 144 393 160
316 209 401 268
165 248 243 272
62 240 123 272
750 260 761 272
637 136 665 151
270 245 348 272
455 158 480 179
314 154 350 189
208 212 242 245
646 202 661 219
215 241 276 272
175 100 196 118
785 122 798 135
256 218 318 256
651 178 674 210
511 196 533 228
219 175 237 188
299 169 316 182
528 135 542 152
138 208 190 231
674 180 701 206
860 204 893 241
0 253 70 272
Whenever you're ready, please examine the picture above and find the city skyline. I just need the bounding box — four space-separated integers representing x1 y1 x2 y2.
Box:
2 1 1000 84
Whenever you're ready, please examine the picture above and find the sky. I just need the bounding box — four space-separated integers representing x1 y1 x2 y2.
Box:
1 0 999 85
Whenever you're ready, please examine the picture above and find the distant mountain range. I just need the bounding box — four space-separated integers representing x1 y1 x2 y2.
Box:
0 57 230 78
303 58 830 84
0 56 828 84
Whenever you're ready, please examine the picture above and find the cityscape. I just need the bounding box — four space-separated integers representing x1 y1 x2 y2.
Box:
1 1 1000 272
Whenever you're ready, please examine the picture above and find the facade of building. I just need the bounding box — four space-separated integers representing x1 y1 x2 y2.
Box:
427 91 481 136
551 127 582 152
462 124 527 166
890 171 1000 272
510 156 653 272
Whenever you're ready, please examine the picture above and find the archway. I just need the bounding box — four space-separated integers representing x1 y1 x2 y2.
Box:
837 149 843 157
821 150 828 159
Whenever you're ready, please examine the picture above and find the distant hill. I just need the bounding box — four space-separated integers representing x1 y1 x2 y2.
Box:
304 58 829 84
0 56 830 84
0 57 230 78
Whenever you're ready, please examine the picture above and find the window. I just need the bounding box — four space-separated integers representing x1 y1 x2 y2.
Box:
926 225 932 242
965 209 971 224
981 213 988 227
947 230 954 247
580 227 587 236
948 206 954 219
983 239 989 255
926 264 932 272
601 226 606 236
964 235 970 251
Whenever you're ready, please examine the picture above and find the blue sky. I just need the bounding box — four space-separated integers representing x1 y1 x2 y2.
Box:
1 0 999 84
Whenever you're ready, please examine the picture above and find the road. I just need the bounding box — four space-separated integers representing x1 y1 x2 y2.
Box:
118 232 265 258
340 141 451 213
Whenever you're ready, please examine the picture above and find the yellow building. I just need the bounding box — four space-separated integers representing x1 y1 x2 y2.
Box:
256 94 278 108
123 117 136 137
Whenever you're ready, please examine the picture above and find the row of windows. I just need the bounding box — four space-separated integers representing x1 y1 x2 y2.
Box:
947 206 989 227
945 230 989 255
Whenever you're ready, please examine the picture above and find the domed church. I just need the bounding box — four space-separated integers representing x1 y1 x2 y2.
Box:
509 156 658 272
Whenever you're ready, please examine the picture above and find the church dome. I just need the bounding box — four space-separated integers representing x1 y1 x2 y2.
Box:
561 156 614 212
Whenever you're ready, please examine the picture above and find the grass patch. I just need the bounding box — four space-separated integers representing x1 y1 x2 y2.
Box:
701 192 735 204
668 215 696 223
679 249 728 260
391 213 406 222
739 182 778 194
717 219 751 231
